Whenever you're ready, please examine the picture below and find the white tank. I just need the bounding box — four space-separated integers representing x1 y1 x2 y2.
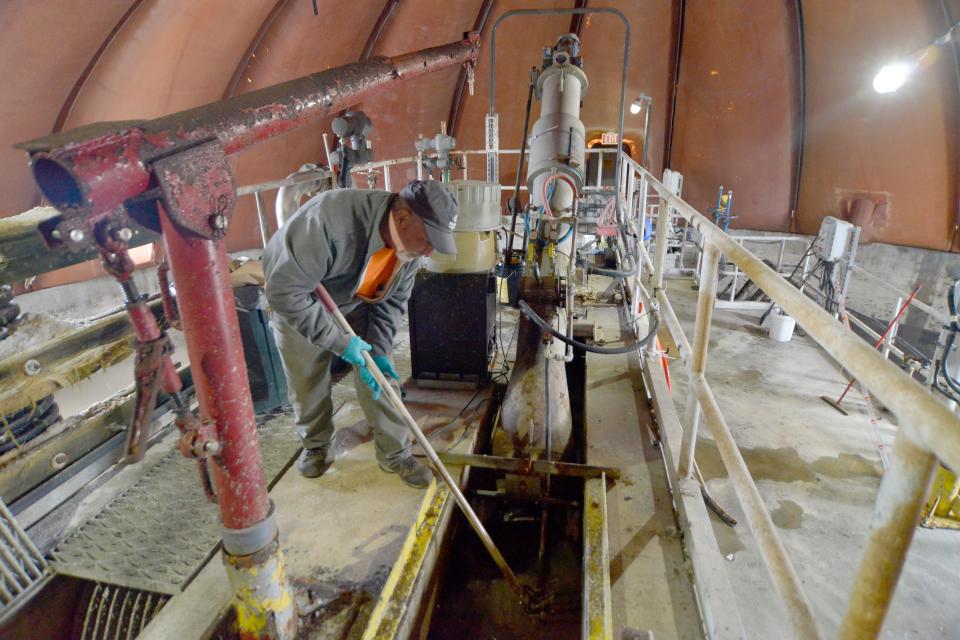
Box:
426 180 501 274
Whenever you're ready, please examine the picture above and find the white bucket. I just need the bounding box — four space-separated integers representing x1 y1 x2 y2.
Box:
768 314 796 342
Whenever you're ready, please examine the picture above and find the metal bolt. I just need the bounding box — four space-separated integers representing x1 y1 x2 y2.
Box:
24 359 41 376
69 228 85 243
210 214 229 230
51 452 69 470
114 227 133 242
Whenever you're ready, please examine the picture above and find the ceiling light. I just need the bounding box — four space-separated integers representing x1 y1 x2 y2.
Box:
630 99 643 115
873 20 958 94
872 63 910 94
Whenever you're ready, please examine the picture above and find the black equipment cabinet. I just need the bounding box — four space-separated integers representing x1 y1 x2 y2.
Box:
408 272 496 386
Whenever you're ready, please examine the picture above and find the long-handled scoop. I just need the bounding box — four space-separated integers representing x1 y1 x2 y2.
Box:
314 285 540 610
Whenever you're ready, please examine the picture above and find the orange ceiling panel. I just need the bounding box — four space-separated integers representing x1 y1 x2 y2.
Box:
797 0 959 250
669 0 801 233
0 0 138 217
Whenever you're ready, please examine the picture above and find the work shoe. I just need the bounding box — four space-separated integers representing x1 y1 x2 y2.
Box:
297 446 332 478
379 455 433 488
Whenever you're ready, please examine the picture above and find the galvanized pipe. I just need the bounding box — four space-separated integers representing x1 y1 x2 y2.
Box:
254 191 270 248
838 433 937 639
639 168 960 473
679 242 720 479
694 374 823 639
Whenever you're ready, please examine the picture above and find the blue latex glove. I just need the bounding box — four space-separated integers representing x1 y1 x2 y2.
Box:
340 335 372 366
340 336 382 399
372 355 399 380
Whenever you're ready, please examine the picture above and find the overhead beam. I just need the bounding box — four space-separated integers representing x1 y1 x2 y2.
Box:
663 0 686 169
569 0 588 37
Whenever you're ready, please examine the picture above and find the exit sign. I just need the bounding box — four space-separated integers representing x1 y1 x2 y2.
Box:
601 131 619 145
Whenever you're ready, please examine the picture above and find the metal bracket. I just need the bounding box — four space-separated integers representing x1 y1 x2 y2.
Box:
152 140 237 240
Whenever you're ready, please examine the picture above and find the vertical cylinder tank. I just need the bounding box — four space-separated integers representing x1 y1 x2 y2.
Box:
499 34 587 461
526 35 589 217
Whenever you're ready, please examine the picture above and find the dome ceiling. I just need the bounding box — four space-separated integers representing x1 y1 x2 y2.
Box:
0 0 957 274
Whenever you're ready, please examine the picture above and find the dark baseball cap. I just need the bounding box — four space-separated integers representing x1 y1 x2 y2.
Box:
399 180 459 255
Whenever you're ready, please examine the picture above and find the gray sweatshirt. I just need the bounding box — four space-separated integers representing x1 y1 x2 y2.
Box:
262 189 421 358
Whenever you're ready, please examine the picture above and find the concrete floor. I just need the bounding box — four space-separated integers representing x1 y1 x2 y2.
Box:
662 275 960 638
581 304 701 638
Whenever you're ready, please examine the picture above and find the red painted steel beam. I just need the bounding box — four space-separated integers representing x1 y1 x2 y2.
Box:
157 204 267 528
18 35 479 216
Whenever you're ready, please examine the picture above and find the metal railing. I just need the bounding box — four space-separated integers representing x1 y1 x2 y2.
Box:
286 142 959 637
615 151 960 639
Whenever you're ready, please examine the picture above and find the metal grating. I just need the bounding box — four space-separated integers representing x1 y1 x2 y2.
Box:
75 582 169 640
51 420 299 594
0 497 48 610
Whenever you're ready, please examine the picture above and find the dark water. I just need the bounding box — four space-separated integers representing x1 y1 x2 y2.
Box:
427 501 583 640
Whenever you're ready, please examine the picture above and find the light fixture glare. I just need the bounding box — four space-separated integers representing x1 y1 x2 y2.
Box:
629 99 642 115
873 63 910 94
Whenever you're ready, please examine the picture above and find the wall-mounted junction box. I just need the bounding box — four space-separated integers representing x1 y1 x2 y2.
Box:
816 216 854 262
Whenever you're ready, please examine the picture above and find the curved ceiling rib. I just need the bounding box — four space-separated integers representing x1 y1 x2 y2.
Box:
51 0 146 133
448 0 494 137
362 0 402 60
223 0 290 100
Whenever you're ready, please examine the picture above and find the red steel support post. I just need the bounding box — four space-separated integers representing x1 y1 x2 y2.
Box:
16 35 481 639
158 205 294 637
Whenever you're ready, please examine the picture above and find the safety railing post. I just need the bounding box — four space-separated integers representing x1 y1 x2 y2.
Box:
652 195 670 291
883 297 902 359
679 241 720 478
839 432 937 639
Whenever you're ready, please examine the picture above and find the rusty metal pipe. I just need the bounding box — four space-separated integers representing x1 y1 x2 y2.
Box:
20 35 479 218
679 242 720 479
150 36 479 157
838 433 937 639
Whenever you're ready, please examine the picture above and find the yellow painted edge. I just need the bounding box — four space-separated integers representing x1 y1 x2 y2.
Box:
361 479 450 640
584 475 613 640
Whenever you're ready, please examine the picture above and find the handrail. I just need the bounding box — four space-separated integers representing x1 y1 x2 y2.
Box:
641 167 960 469
629 154 959 639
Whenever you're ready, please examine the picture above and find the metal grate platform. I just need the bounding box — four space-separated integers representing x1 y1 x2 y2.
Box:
0 497 47 612
51 419 299 595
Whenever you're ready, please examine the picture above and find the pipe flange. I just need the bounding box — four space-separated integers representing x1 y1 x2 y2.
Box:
221 499 278 556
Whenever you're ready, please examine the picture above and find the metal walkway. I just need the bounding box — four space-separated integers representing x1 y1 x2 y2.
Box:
50 419 299 595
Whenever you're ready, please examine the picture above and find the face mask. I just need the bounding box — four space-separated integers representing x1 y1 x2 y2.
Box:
396 249 421 262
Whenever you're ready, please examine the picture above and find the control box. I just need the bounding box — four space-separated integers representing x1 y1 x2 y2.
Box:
816 216 854 262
